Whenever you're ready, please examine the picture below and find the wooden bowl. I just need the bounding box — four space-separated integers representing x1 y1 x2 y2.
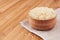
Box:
29 16 56 31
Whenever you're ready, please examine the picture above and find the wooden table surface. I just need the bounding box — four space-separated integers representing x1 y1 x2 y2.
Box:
0 0 60 40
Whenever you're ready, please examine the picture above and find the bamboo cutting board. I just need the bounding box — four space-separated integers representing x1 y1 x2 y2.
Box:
0 0 60 40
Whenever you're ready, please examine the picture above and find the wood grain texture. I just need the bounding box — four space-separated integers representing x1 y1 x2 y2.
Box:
0 0 60 40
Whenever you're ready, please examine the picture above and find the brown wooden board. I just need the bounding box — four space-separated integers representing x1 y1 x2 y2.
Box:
0 0 60 40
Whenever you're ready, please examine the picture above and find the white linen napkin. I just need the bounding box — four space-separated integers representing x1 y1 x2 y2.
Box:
20 8 60 40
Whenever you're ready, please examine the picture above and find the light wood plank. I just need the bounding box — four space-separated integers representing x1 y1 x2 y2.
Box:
0 0 20 12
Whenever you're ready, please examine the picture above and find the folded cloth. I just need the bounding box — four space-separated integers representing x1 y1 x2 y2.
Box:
20 8 60 40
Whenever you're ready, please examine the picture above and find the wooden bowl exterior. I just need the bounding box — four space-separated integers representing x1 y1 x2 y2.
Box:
29 16 56 31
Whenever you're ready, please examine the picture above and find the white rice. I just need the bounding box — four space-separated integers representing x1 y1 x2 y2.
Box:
29 7 56 20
